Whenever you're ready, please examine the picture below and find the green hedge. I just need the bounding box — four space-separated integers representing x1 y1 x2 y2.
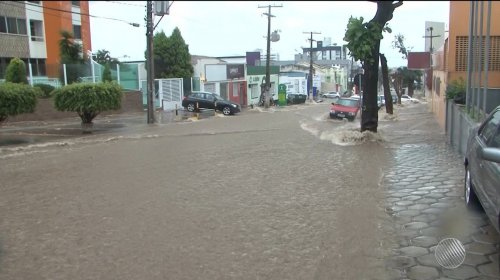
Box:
53 82 123 123
33 83 56 98
0 82 38 122
5 58 28 84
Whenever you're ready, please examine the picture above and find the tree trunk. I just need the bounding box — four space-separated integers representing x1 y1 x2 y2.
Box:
360 1 403 132
380 54 393 114
361 40 380 133
408 81 415 97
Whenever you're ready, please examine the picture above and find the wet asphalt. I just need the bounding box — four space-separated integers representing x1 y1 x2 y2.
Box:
0 100 498 279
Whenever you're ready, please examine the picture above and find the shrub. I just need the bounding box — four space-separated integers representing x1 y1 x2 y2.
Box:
0 82 38 122
102 64 112 82
33 83 56 98
5 58 28 84
446 78 466 104
53 82 123 124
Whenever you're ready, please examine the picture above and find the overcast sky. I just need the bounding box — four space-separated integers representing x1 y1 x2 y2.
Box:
89 1 449 68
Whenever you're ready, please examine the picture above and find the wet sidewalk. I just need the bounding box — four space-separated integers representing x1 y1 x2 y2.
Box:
379 103 500 279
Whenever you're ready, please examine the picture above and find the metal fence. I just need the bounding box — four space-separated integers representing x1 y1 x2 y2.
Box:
0 61 144 91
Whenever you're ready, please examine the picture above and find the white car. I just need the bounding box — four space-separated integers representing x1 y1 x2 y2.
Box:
400 94 418 103
321 92 341 99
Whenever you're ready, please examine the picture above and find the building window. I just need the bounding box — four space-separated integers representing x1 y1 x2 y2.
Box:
7 18 18 34
17 19 27 35
30 20 44 41
0 17 6 33
455 36 500 72
29 58 46 76
72 1 80 7
73 24 82 39
0 16 28 35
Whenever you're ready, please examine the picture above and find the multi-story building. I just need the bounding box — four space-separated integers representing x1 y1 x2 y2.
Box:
430 1 500 129
0 1 91 79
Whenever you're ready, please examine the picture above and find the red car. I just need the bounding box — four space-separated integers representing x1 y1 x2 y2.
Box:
329 97 360 121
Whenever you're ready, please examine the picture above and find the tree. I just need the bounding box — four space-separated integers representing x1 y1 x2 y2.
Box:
391 67 404 104
5 58 28 84
392 34 422 97
150 27 194 82
59 30 85 84
94 49 120 67
344 1 402 133
102 63 112 82
53 82 123 132
0 82 38 122
445 77 466 104
379 54 393 114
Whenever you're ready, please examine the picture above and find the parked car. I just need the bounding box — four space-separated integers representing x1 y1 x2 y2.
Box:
287 93 307 104
400 94 418 103
182 91 240 115
392 94 398 103
377 95 385 109
350 94 360 100
321 91 341 99
464 106 500 233
329 97 360 121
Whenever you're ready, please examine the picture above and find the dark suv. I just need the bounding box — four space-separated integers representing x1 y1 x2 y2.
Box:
182 91 240 115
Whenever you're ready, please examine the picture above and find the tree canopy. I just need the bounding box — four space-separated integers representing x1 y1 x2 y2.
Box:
94 49 120 67
392 34 422 97
150 27 194 80
59 30 85 84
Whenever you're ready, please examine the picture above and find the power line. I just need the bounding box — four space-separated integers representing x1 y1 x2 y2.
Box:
105 1 146 8
1 2 78 25
16 1 141 27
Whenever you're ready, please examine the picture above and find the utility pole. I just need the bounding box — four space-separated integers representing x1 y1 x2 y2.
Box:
146 0 155 124
259 4 282 108
423 27 441 54
303 31 321 102
422 26 441 107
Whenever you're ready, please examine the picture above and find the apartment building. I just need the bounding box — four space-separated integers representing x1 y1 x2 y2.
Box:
430 1 500 128
0 1 91 79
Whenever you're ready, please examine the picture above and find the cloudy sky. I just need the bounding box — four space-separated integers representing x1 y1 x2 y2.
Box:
89 1 449 68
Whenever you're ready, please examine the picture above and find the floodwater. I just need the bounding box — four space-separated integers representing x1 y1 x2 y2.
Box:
0 102 427 279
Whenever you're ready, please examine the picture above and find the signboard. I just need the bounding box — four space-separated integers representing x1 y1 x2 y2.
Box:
408 52 431 70
226 64 245 80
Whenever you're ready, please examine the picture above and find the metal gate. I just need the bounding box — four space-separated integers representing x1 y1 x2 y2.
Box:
158 78 184 110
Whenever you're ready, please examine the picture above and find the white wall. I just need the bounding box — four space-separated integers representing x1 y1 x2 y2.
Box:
26 3 46 59
193 58 222 80
205 64 227 82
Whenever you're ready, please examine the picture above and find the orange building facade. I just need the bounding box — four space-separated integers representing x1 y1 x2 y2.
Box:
430 1 500 129
0 1 92 79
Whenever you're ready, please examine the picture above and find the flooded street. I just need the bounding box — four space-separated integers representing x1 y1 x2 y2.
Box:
0 102 497 279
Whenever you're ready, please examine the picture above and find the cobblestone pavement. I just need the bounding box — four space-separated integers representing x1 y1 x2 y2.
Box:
379 103 500 280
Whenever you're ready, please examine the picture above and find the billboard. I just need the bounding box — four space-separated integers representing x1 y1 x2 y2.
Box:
226 64 245 80
408 52 431 70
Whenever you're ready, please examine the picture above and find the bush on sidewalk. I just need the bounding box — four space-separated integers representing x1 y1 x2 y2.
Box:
446 78 466 105
53 82 123 125
5 58 28 84
0 82 38 122
33 83 56 98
